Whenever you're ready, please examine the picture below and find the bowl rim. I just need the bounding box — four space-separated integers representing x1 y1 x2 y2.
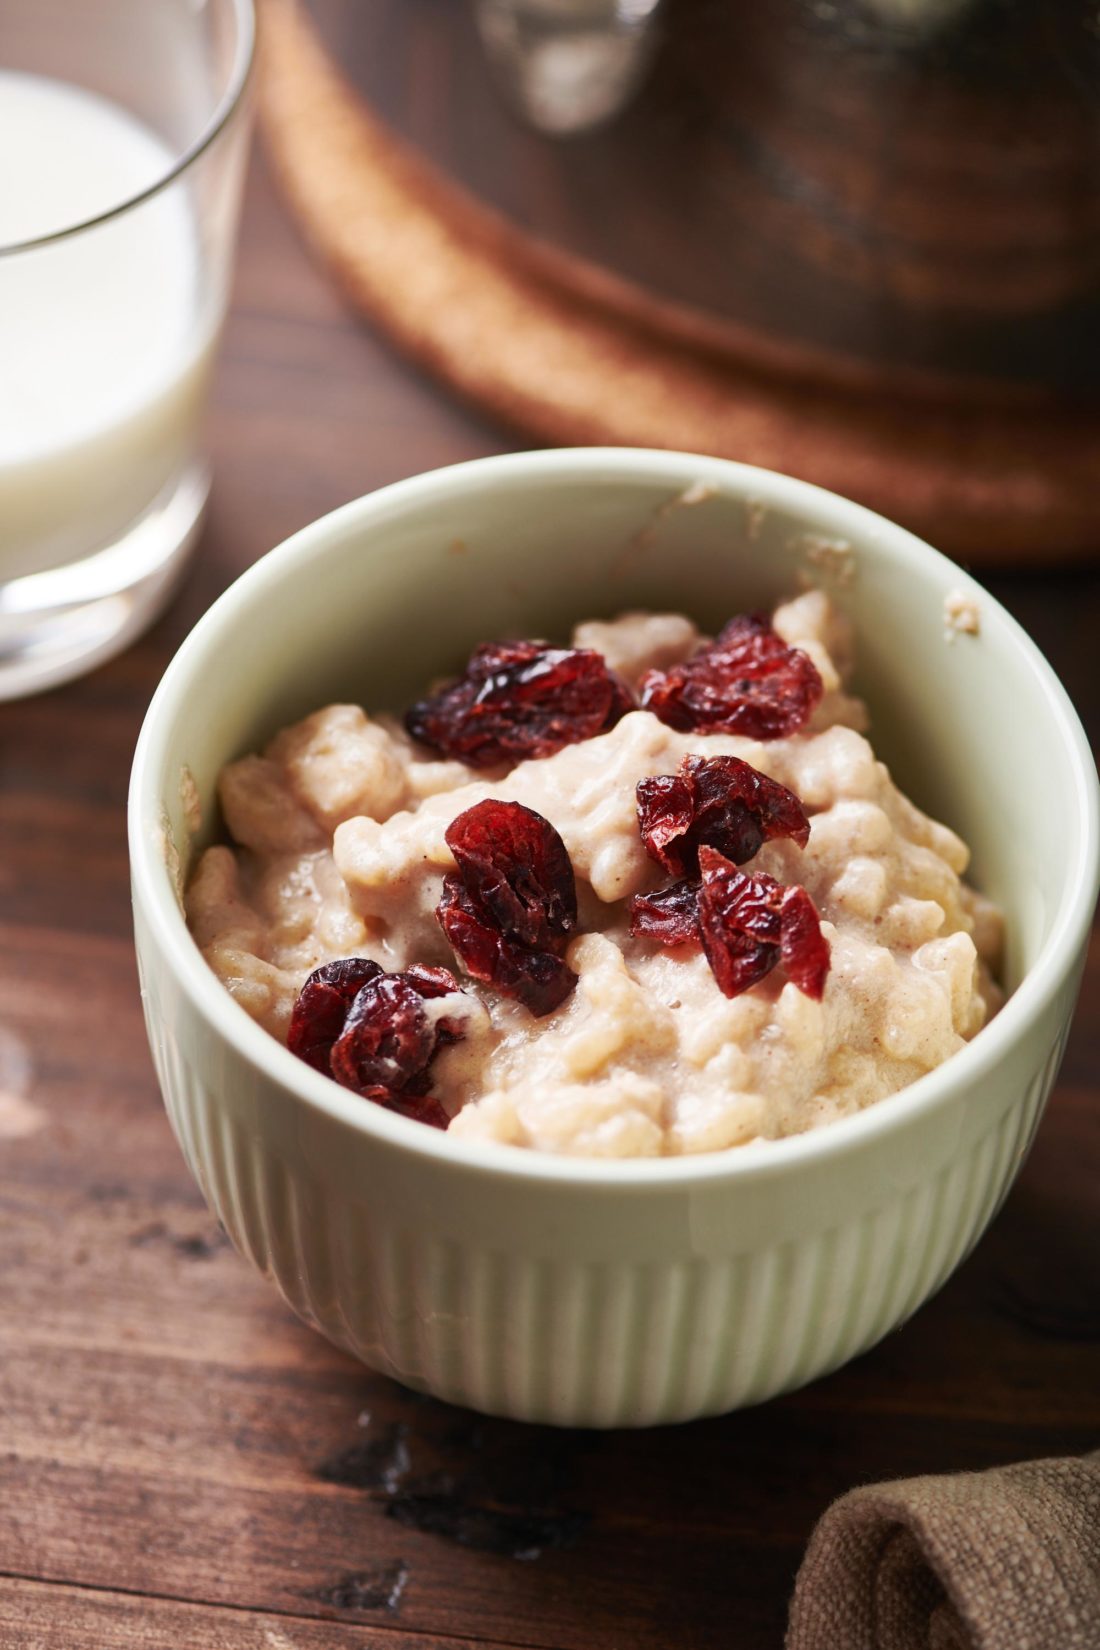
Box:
129 447 1100 1188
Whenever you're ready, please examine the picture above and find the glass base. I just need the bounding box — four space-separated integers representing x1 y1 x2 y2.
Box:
0 464 209 701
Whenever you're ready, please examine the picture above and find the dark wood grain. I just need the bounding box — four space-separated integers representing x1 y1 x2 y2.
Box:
0 1577 521 1649
1 125 1098 1650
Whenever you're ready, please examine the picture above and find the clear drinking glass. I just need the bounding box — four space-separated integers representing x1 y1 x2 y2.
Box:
0 0 254 699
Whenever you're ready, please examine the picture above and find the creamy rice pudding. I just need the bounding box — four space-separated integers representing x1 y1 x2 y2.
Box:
185 592 1002 1157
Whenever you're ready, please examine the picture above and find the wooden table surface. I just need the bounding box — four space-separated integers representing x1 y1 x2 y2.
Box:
2 135 1099 1650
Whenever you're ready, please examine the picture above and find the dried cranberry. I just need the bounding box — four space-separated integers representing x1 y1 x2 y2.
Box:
381 1092 450 1129
287 957 383 1073
639 613 823 739
439 875 576 1016
288 957 467 1127
696 847 830 1000
344 1079 450 1129
331 972 436 1094
773 884 831 1000
628 879 701 947
406 640 633 767
438 799 579 1015
446 797 577 950
697 851 783 997
634 773 691 875
637 754 810 878
402 962 464 998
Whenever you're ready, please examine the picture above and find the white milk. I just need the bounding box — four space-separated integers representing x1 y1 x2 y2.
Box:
0 72 215 580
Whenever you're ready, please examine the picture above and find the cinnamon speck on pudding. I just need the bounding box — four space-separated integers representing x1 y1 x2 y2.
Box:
185 591 1003 1157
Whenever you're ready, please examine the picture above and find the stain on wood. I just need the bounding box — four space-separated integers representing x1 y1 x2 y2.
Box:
317 1423 411 1492
306 1562 410 1613
385 1492 588 1562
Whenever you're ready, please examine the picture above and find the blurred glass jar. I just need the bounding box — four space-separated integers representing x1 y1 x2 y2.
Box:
0 0 253 699
321 0 1100 406
473 0 665 134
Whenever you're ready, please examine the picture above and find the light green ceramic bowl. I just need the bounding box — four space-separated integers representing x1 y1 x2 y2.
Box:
129 449 1099 1427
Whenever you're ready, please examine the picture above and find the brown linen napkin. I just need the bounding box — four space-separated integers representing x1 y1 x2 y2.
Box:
787 1452 1100 1650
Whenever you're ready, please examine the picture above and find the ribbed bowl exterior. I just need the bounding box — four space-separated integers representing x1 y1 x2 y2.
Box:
135 897 1082 1428
127 452 1099 1429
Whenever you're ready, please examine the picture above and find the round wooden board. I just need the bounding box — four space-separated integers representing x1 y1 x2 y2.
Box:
259 0 1100 565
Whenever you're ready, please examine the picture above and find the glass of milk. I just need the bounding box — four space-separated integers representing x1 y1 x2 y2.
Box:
0 0 254 698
